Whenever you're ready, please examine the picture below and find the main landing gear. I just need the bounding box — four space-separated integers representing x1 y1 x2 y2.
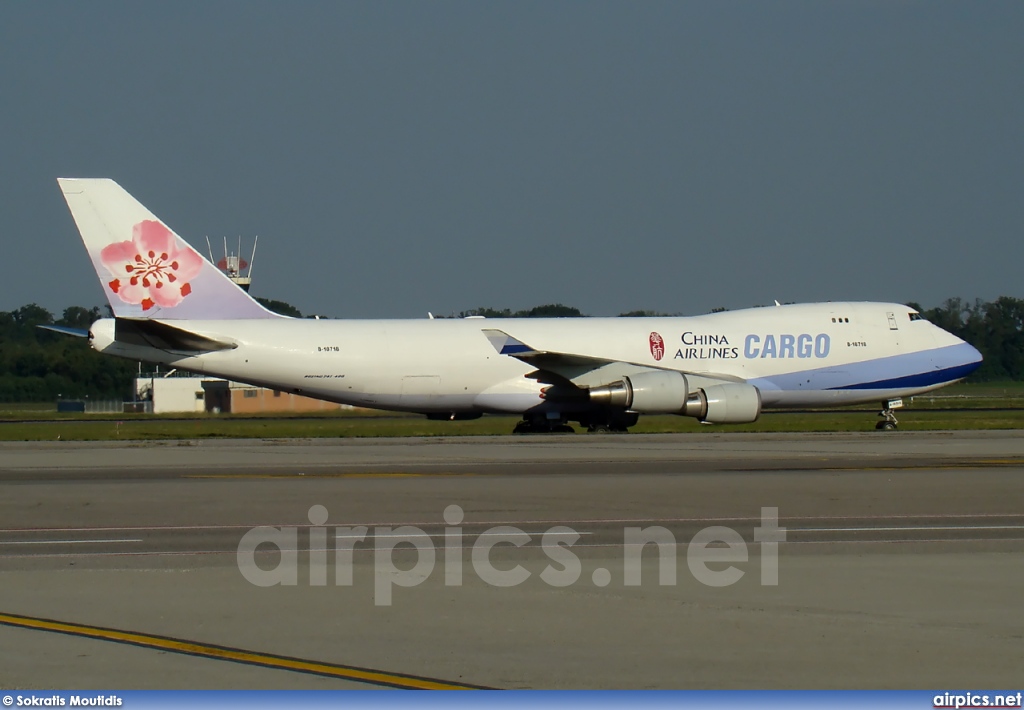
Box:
581 411 638 434
513 418 575 434
512 411 639 434
876 398 903 431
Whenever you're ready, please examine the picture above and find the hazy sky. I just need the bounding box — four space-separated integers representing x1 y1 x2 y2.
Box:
2 2 1022 319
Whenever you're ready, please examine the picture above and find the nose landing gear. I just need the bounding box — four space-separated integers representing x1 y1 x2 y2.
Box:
876 398 903 430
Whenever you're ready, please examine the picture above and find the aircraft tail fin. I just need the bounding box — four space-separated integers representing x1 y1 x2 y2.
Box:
57 178 283 320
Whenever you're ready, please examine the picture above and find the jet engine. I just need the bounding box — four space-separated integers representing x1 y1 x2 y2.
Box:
686 382 762 423
587 371 760 423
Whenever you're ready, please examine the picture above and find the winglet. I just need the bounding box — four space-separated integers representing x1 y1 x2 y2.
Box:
58 178 282 320
482 329 537 356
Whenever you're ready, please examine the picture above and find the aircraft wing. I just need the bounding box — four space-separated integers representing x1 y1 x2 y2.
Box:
483 329 616 372
481 328 743 388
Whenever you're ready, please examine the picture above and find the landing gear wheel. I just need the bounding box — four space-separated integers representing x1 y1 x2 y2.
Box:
584 411 636 433
876 420 897 431
513 420 533 434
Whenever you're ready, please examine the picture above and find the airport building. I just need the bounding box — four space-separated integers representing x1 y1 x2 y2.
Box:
134 372 348 414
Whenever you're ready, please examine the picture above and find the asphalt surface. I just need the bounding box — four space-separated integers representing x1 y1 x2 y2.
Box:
1 432 1022 689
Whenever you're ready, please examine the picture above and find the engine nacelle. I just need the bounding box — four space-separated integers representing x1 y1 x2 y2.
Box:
588 370 689 414
688 382 762 424
587 372 761 423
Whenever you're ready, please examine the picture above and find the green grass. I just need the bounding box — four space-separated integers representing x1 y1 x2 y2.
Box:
1 408 1023 441
909 380 1024 409
0 402 54 414
943 380 1024 395
0 405 402 421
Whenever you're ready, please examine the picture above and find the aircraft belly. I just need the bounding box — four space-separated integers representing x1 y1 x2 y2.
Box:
473 375 545 413
762 386 944 409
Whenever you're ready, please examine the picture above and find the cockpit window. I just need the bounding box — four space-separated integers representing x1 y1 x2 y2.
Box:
909 312 923 321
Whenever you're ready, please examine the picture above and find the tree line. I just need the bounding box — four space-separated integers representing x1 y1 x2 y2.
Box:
907 297 1024 381
0 304 134 403
1 297 1021 402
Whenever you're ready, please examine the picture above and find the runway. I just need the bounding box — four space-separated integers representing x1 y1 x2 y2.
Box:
1 432 1022 689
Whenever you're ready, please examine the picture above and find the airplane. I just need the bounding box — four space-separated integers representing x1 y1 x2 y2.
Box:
53 178 982 433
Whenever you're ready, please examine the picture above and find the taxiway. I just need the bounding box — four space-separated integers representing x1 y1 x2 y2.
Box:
1 432 1022 689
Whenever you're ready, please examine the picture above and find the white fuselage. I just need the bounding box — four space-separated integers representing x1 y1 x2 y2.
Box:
89 302 981 416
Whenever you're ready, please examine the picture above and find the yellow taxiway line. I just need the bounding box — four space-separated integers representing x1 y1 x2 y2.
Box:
0 611 490 690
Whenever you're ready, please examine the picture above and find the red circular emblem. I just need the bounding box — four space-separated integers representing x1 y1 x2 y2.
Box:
649 332 665 361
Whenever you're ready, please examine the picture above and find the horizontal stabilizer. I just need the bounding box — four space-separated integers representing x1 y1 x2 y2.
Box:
115 318 237 352
37 325 89 338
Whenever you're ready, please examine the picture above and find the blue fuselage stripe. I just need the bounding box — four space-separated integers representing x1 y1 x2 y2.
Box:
829 360 981 390
748 342 982 393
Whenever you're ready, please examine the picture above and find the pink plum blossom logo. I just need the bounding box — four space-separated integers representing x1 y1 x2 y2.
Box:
99 221 203 311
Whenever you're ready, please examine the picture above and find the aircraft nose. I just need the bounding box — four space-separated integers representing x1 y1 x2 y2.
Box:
950 335 983 376
928 323 982 378
963 341 983 368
